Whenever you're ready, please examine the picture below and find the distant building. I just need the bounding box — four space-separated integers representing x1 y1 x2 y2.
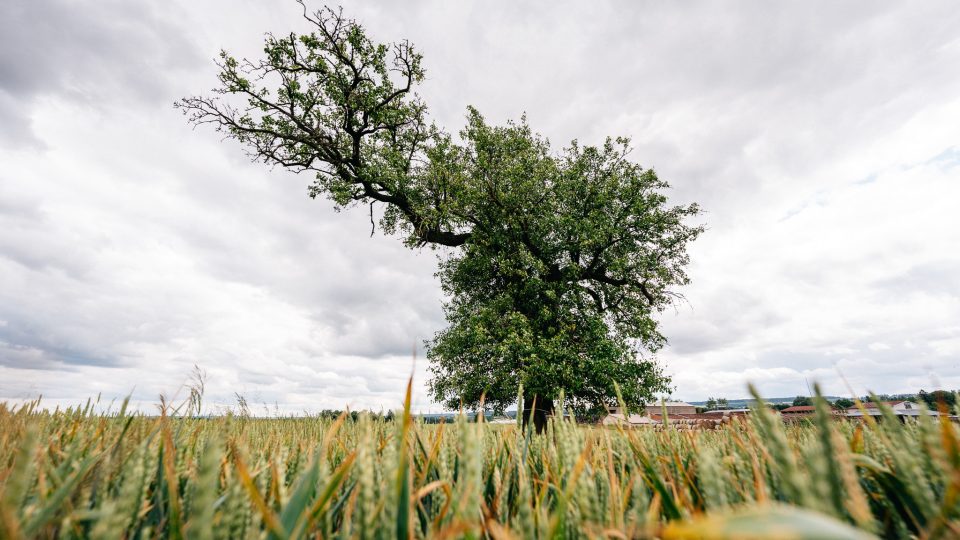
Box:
647 413 729 430
602 402 734 430
703 408 751 417
780 405 816 418
845 400 939 419
601 411 656 426
650 401 698 415
604 401 695 417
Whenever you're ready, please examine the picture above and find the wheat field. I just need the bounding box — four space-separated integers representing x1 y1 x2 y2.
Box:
1 383 957 539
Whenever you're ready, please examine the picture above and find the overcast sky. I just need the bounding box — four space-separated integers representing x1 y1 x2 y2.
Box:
2 1 959 413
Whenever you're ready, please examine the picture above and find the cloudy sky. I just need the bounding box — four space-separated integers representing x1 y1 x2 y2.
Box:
2 1 959 413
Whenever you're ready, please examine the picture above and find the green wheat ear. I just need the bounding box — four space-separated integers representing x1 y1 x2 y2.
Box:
7 384 958 539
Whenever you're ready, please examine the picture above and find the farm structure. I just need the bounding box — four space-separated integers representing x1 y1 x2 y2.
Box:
602 402 736 430
601 412 731 430
604 401 697 416
844 400 943 420
703 408 751 417
781 405 816 417
601 398 959 429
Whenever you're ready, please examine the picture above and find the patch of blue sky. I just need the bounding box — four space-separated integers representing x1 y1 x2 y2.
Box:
778 189 829 223
853 173 878 185
925 146 960 171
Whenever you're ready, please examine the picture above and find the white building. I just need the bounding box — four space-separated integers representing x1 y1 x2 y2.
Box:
601 410 657 426
845 400 939 419
601 401 706 427
608 402 697 415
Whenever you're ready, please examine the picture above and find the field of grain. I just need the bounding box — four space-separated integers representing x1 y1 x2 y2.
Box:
1 385 957 539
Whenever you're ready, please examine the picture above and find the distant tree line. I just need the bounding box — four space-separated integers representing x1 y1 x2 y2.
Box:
315 409 397 422
704 397 730 410
837 390 957 409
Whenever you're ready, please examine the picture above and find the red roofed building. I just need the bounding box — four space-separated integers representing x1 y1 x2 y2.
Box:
780 405 841 422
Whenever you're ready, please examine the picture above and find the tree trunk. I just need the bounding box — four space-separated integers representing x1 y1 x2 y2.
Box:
522 394 554 434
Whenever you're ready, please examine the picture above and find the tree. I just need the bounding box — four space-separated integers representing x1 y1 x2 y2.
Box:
918 389 957 409
705 397 717 410
716 397 729 410
792 396 812 407
833 398 855 410
177 5 702 432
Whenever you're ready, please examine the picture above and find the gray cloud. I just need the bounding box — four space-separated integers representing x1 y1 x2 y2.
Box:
1 1 959 411
873 261 960 297
0 0 200 146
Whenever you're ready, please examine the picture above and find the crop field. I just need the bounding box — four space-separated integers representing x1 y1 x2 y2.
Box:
1 387 958 539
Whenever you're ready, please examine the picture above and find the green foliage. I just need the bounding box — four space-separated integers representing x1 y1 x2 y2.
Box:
427 111 695 415
3 391 960 538
793 396 813 407
705 397 730 411
834 398 856 410
177 5 701 417
917 390 958 409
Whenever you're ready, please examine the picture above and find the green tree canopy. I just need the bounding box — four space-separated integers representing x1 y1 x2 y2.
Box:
178 5 702 429
917 390 957 409
792 396 813 407
832 398 855 410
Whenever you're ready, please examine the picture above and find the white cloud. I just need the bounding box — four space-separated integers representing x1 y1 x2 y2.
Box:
1 0 959 411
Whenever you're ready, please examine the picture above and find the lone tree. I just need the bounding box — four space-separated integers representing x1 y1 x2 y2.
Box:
178 4 702 431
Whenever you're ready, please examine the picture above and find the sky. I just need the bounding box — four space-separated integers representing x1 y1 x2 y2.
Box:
1 1 959 414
